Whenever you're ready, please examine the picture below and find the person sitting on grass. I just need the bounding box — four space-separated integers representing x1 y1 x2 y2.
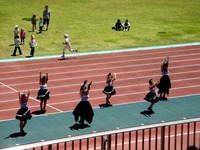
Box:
112 19 123 31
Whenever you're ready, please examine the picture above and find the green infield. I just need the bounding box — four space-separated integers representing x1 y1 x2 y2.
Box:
0 0 200 59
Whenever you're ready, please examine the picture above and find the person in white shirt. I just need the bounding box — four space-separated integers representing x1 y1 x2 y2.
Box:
11 35 22 56
29 35 37 57
61 34 78 58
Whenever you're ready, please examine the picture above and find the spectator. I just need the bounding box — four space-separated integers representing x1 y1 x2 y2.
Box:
29 35 37 57
112 19 123 31
20 28 26 45
31 13 37 31
43 5 50 31
123 19 131 31
11 35 22 56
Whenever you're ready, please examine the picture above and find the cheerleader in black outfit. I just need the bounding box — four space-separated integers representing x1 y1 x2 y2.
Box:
16 90 32 133
103 72 117 105
37 72 50 112
73 80 94 125
144 79 159 112
157 57 171 100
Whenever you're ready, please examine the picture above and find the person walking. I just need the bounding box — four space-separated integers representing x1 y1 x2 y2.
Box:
11 35 22 56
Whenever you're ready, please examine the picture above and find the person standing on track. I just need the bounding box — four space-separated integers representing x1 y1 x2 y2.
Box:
72 80 94 125
157 57 171 100
37 72 50 113
16 90 32 134
103 72 117 105
61 34 78 58
144 79 159 112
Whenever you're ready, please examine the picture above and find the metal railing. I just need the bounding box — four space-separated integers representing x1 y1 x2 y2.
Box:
2 117 200 150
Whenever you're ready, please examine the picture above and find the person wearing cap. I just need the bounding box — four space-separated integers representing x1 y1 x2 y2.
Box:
11 35 23 56
61 34 78 58
29 35 37 57
72 80 94 125
14 25 19 42
16 90 32 133
103 72 117 105
157 57 171 100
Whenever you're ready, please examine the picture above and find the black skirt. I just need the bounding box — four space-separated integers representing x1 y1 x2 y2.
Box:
157 75 171 95
37 89 50 100
16 107 32 121
144 92 158 103
103 85 116 95
72 101 94 124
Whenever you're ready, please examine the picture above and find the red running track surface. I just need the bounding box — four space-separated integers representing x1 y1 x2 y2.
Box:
0 45 200 121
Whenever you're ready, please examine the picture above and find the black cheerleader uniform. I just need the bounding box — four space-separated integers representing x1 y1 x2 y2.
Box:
158 69 171 95
72 94 94 124
37 83 50 100
16 102 32 121
144 87 158 103
103 81 116 95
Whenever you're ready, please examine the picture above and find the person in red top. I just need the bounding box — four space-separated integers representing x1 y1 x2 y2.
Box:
20 28 26 45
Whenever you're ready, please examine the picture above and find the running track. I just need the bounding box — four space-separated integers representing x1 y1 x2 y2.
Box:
0 44 200 121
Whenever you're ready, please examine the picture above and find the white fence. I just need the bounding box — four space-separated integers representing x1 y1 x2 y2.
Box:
2 118 200 150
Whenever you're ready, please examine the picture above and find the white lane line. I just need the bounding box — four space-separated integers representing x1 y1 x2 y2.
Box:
0 46 199 69
0 82 63 112
0 57 200 82
0 51 199 75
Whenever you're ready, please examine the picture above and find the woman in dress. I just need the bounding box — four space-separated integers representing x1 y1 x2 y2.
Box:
157 57 171 100
103 72 117 105
37 72 50 113
73 80 94 125
144 79 159 112
16 90 32 133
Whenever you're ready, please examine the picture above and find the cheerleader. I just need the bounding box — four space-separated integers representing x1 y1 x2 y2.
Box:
103 73 117 105
144 79 159 112
16 90 32 133
72 80 94 125
157 57 171 100
37 72 50 112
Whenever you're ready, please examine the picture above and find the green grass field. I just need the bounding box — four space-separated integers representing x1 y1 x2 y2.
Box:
0 0 200 59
